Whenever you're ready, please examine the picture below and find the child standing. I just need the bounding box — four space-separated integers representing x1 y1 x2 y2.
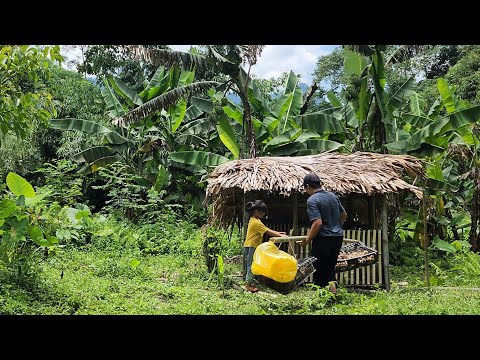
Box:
243 200 287 292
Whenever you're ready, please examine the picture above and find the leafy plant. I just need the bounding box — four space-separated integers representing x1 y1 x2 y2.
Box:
0 45 63 143
0 172 58 276
202 224 241 273
54 204 96 246
34 159 84 206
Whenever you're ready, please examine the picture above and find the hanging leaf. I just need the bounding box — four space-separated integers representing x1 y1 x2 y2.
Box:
191 96 214 114
267 142 304 156
170 99 187 132
72 146 115 163
111 77 144 106
0 199 16 218
437 78 457 114
298 112 345 133
28 225 50 247
223 104 244 125
299 139 344 154
409 92 425 116
154 165 171 191
50 118 112 135
145 66 165 90
264 128 302 151
344 49 367 76
326 91 342 107
101 79 127 118
170 151 230 167
432 237 457 253
217 115 240 159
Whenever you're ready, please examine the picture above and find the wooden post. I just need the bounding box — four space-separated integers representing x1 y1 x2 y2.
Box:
292 193 298 236
381 194 390 291
423 189 430 286
289 193 299 256
370 194 376 228
242 191 249 279
242 191 248 239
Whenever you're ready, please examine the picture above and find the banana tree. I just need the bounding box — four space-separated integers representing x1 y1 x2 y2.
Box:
319 45 434 152
172 69 346 165
258 70 344 156
125 45 265 159
383 79 480 251
51 65 219 183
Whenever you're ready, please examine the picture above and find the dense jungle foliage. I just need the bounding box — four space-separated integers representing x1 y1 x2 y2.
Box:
2 44 480 315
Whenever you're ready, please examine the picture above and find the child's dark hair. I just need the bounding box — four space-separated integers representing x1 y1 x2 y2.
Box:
246 200 268 216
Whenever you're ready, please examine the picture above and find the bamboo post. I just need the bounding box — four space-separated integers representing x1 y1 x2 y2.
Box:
423 189 430 287
381 194 390 291
292 193 298 236
289 194 299 256
370 194 376 228
242 191 249 279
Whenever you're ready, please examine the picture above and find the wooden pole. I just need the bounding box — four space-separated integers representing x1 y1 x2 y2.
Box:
381 194 390 291
370 194 376 228
290 193 299 256
242 191 248 239
292 193 298 235
423 189 430 287
242 191 249 279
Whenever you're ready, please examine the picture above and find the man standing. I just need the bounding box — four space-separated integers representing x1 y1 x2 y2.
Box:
300 173 347 294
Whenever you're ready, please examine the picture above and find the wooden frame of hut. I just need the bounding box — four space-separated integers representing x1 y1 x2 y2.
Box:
205 152 425 291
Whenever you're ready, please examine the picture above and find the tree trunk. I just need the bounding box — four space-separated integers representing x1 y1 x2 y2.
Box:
367 103 383 151
235 82 256 159
387 194 400 251
373 106 384 151
470 169 480 252
300 82 318 115
445 207 460 241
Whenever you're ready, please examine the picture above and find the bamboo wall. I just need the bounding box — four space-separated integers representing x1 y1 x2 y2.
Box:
264 225 384 288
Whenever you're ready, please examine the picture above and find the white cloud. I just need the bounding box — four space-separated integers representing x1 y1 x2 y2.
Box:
251 45 337 84
169 45 338 84
60 45 338 85
168 45 196 53
59 45 83 70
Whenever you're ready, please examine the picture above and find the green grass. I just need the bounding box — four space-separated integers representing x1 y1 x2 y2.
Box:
2 215 480 315
2 246 480 315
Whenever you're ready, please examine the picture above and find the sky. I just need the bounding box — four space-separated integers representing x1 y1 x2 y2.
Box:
169 45 338 84
61 45 338 84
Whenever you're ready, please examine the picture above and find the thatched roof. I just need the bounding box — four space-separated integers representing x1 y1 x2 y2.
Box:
206 152 424 201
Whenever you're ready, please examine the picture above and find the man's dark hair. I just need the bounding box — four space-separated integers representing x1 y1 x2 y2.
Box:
303 173 321 188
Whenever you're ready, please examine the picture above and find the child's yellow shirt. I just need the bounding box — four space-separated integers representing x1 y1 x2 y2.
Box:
243 217 269 248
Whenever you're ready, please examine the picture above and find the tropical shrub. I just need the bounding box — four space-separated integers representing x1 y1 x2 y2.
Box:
0 173 58 278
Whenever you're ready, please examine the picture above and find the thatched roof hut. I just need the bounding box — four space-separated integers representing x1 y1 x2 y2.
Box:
206 151 424 226
205 151 425 291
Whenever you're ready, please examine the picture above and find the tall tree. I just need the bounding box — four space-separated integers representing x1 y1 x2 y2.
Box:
0 45 63 145
67 45 170 92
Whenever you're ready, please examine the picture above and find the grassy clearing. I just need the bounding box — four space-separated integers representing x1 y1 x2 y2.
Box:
2 246 480 315
2 215 480 315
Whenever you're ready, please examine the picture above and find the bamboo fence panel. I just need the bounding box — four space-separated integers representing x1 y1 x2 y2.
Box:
268 224 384 288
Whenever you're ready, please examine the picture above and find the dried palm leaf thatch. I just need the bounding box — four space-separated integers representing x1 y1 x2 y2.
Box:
206 152 424 226
206 152 425 202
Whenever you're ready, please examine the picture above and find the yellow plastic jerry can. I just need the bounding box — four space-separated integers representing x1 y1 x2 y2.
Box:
251 241 297 283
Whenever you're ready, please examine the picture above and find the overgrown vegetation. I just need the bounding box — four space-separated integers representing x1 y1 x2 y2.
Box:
3 44 480 314
2 208 480 314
